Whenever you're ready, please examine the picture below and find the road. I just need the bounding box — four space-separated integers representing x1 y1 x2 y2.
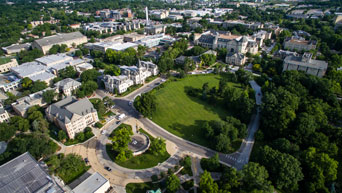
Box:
99 77 263 170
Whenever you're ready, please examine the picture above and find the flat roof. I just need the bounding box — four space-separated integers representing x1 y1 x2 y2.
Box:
0 152 64 193
72 172 108 193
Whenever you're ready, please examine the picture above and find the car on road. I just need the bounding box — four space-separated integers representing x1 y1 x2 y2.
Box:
258 93 261 96
116 121 121 124
154 82 160 85
128 101 132 106
104 166 112 171
84 158 89 164
101 130 106 135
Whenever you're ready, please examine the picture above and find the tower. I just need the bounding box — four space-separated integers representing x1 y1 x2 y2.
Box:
145 7 149 26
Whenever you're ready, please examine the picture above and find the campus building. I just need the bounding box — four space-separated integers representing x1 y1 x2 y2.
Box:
46 96 99 139
31 32 87 54
103 60 158 94
283 52 328 77
283 36 317 51
54 78 81 96
72 172 110 193
0 59 18 73
0 107 10 123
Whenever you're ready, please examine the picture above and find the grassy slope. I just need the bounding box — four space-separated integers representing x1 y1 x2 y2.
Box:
151 74 241 148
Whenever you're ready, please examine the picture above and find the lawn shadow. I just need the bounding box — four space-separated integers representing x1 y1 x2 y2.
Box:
183 86 230 120
169 120 212 149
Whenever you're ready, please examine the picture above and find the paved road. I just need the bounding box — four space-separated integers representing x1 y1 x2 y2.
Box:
105 77 263 170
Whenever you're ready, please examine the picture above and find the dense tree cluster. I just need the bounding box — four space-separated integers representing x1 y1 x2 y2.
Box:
48 44 68 54
254 70 342 192
109 124 133 162
158 39 188 73
134 92 157 118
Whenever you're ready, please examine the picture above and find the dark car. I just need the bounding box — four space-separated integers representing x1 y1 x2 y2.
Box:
105 166 112 171
116 121 121 124
84 158 89 164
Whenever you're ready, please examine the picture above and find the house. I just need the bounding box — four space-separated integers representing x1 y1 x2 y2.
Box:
2 43 31 54
103 75 134 94
0 107 10 123
283 36 317 51
54 78 81 96
46 96 99 139
0 152 64 193
12 87 57 117
226 52 247 66
72 172 110 193
0 58 18 73
283 53 328 77
31 32 87 54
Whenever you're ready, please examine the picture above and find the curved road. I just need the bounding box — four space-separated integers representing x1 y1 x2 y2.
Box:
97 77 262 170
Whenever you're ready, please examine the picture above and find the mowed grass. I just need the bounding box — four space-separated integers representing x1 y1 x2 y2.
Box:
151 74 241 148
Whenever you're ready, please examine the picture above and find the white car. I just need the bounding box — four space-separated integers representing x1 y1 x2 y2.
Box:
101 130 106 135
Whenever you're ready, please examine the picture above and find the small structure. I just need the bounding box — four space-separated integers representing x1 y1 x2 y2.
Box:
0 59 18 74
72 172 110 193
54 78 81 96
2 43 31 55
0 107 10 123
0 152 64 193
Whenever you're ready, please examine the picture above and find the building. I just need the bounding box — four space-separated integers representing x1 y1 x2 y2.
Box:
151 10 169 19
0 152 64 193
31 32 87 54
30 19 59 28
0 107 10 123
0 73 21 92
252 30 272 47
135 34 175 48
10 54 90 85
72 172 110 193
54 78 81 96
222 20 264 30
46 97 98 139
2 43 31 54
283 53 328 77
85 42 138 53
226 52 247 66
12 88 57 117
195 31 259 54
283 36 317 51
103 60 158 94
123 33 145 42
168 15 183 21
145 25 166 35
83 21 141 34
0 58 18 73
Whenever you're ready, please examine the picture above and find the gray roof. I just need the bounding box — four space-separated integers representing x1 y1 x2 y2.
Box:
46 96 96 123
2 43 31 51
54 78 81 90
0 152 64 193
198 34 215 44
72 172 108 193
34 32 85 47
284 55 328 70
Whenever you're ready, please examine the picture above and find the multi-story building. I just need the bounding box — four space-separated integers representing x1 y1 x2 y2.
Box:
123 33 146 42
283 52 328 77
83 21 141 34
0 73 21 92
31 32 87 54
283 36 317 51
222 20 264 30
72 172 110 193
0 58 18 73
46 96 99 139
226 53 247 66
103 60 158 94
103 75 134 94
54 78 81 96
85 42 138 53
151 10 169 19
0 107 10 123
145 25 166 35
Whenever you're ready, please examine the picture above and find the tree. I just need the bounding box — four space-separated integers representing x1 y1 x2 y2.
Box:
58 130 67 141
255 146 303 191
79 80 98 96
32 118 49 133
30 80 47 93
215 134 230 153
166 174 180 193
303 147 338 193
241 162 273 192
21 77 33 89
199 170 219 193
150 137 166 155
202 82 209 100
74 50 82 57
200 54 216 67
220 167 241 191
201 153 220 172
110 126 133 152
134 92 157 117
80 69 100 82
42 90 56 104
103 96 114 108
76 132 85 141
9 116 30 132
0 123 16 141
59 66 77 79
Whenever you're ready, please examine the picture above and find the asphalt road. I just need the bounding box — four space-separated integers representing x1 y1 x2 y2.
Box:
102 78 263 170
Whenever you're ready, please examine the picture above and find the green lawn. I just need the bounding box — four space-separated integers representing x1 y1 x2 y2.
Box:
151 74 241 148
106 126 170 169
0 57 11 65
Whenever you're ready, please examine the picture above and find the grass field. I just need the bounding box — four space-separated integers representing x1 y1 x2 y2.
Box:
151 74 241 148
0 57 11 65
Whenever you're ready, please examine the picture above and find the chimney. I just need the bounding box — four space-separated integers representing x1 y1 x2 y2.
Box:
145 7 149 26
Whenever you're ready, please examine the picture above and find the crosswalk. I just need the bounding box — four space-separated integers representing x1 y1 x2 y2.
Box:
224 154 247 164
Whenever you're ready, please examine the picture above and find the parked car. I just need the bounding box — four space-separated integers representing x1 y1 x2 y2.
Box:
105 166 112 171
84 158 89 164
101 130 106 135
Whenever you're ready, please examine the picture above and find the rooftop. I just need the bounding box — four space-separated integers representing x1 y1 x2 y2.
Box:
284 55 328 70
0 152 63 193
34 32 85 47
54 78 81 90
72 172 108 193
